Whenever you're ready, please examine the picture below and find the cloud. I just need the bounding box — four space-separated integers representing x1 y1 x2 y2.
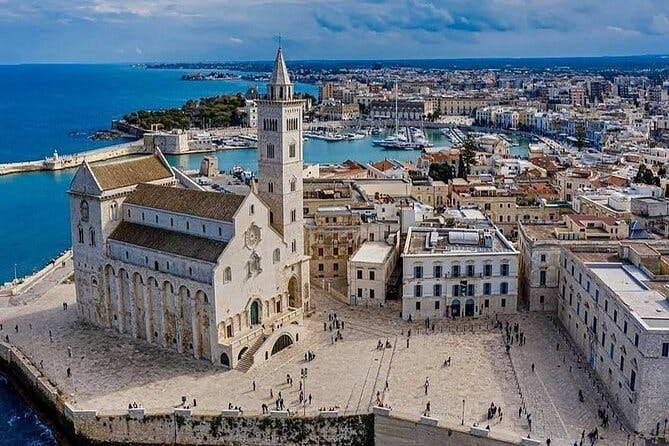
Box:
606 25 642 38
228 36 243 44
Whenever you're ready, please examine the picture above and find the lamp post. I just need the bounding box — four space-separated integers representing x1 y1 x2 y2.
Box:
301 367 308 416
461 399 465 425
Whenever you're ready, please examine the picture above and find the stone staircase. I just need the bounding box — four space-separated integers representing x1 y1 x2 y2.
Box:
236 332 267 372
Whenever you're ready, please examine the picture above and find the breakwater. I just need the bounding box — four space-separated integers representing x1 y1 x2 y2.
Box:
0 141 147 177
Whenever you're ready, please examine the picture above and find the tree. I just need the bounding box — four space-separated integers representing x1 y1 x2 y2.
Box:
457 155 467 180
460 134 477 175
428 162 454 182
575 122 586 149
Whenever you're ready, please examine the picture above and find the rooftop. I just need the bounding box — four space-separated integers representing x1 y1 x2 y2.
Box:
350 242 394 264
125 183 246 222
109 221 228 263
88 154 173 191
404 227 516 256
586 262 669 330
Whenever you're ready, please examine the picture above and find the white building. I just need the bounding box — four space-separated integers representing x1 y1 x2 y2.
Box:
348 241 398 305
557 243 669 434
244 99 258 128
69 47 309 370
401 227 518 321
143 130 189 154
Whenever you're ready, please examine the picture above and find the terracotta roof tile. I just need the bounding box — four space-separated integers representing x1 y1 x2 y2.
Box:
89 155 173 191
109 221 227 263
125 183 245 222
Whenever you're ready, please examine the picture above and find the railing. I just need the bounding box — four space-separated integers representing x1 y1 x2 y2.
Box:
222 326 264 349
272 307 303 329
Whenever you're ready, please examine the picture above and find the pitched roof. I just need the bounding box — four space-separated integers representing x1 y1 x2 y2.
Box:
269 47 291 85
109 222 227 263
125 183 245 221
371 160 396 172
89 155 173 191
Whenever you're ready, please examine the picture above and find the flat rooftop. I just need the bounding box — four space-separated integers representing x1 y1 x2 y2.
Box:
404 227 516 256
350 242 394 264
587 262 669 330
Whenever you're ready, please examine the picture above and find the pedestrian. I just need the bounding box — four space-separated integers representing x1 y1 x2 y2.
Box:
531 363 535 372
193 399 197 407
252 380 256 391
406 338 410 348
385 380 389 390
14 324 18 333
270 389 273 398
426 401 431 413
323 322 326 331
546 439 551 446
67 346 72 358
308 394 312 405
66 367 71 377
49 330 53 343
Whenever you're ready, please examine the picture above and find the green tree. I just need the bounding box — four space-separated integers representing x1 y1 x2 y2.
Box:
428 162 454 182
457 155 467 180
460 134 477 174
575 122 586 149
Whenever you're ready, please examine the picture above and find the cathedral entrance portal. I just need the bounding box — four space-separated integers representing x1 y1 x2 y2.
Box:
250 301 260 325
288 276 301 308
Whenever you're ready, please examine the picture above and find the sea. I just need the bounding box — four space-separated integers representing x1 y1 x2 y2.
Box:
0 63 530 444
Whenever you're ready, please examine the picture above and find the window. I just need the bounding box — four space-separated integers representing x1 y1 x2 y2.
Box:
634 333 639 347
619 355 624 372
415 301 421 310
77 226 84 243
291 240 297 253
414 285 422 297
218 227 222 236
484 264 492 277
357 269 362 279
540 254 546 262
369 289 375 299
186 221 190 230
290 209 296 223
268 182 274 193
500 263 509 276
435 300 440 310
318 263 324 271
452 284 460 297
89 229 96 246
500 282 509 295
79 200 89 222
290 179 296 192
604 300 608 312
595 289 599 302
501 298 506 308
224 267 232 282
433 265 442 278
630 369 636 391
434 284 442 297
369 271 375 280
467 284 475 296
202 224 206 234
273 249 280 263
357 288 362 298
466 264 475 277
266 144 275 158
613 310 618 323
333 263 339 271
318 248 324 256
623 321 628 335
539 270 546 286
110 202 118 220
662 343 669 357
451 264 460 277
609 343 615 359
414 266 423 278
249 205 254 215
289 143 296 158
484 299 489 308
483 283 491 295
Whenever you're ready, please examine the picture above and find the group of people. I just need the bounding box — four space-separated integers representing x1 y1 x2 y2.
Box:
376 338 392 350
505 321 526 346
227 402 243 414
127 402 143 409
487 402 502 421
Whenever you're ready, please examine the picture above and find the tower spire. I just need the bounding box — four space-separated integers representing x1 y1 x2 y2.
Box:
268 46 292 100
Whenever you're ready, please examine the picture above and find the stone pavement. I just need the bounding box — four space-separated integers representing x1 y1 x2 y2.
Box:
0 266 637 446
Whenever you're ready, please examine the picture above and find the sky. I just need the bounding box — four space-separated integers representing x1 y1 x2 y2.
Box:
1 0 669 63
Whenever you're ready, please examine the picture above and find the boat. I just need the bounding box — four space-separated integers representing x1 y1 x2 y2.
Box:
371 127 383 136
345 132 365 140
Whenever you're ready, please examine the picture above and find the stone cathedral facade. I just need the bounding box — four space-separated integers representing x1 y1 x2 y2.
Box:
68 48 310 369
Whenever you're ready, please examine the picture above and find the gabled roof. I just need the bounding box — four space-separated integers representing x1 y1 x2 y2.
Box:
89 154 173 191
269 47 291 86
124 183 245 222
109 222 227 263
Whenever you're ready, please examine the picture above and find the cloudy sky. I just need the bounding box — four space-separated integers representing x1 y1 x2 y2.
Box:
1 0 669 63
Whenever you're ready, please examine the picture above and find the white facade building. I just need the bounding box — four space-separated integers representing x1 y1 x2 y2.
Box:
348 241 398 305
69 48 309 370
401 227 518 321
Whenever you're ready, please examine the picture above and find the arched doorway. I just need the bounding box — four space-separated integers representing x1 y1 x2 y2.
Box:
250 301 260 325
238 347 248 361
271 334 293 355
465 299 475 317
451 299 461 317
220 352 230 367
288 276 301 308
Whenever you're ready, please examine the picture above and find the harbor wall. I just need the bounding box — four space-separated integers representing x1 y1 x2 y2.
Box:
0 142 147 176
0 250 72 296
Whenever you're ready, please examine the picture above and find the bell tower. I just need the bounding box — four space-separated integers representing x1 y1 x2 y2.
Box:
257 47 304 260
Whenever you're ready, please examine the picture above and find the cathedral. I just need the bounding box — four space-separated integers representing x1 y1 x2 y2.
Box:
68 48 310 369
